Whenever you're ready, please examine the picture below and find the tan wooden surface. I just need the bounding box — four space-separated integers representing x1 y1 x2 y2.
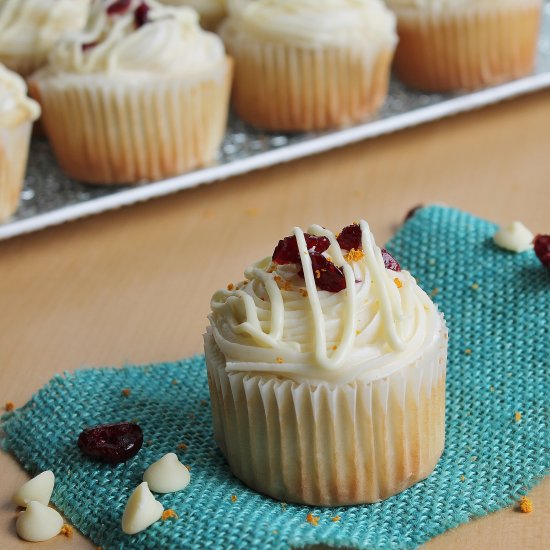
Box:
1 90 549 550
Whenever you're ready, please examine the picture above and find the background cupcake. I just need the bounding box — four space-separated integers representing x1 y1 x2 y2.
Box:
0 0 90 78
220 0 397 131
0 64 40 221
29 0 232 185
386 0 542 92
206 221 447 506
159 0 227 31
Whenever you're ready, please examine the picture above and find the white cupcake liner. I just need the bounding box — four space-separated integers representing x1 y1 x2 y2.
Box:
205 323 447 506
222 30 394 131
392 1 542 91
29 60 233 184
0 121 33 222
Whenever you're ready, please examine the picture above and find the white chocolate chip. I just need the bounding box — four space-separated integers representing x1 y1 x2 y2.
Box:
493 221 534 253
143 453 191 493
16 501 63 542
12 471 55 507
121 482 163 535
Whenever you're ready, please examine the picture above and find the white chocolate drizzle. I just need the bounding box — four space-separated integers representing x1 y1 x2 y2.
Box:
210 221 441 383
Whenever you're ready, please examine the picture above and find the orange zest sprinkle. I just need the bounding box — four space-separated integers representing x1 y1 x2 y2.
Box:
5 401 15 412
274 276 292 291
331 345 337 351
515 411 522 423
121 388 131 397
162 509 178 521
315 270 321 279
519 496 533 513
60 524 73 537
299 289 308 297
306 513 320 526
231 495 237 503
332 516 341 522
276 357 284 364
177 443 188 451
394 277 403 289
345 248 364 262
227 283 235 291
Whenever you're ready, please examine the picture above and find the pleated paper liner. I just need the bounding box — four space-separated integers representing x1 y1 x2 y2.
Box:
205 324 447 507
28 59 233 185
0 121 32 222
222 29 395 131
392 1 542 92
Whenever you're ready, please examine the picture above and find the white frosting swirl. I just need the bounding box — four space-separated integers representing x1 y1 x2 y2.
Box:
45 0 226 77
0 0 89 59
222 0 397 48
209 221 443 384
0 64 40 127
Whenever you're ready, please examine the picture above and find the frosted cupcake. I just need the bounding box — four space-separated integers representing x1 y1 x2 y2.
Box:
386 0 542 92
220 0 397 131
158 0 226 31
0 0 89 78
29 0 232 185
0 64 40 222
206 221 447 506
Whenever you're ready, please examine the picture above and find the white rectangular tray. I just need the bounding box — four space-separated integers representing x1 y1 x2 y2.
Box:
2 2 550 241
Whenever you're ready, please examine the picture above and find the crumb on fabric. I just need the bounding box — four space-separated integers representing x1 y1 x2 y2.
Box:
430 288 439 297
460 475 466 482
519 496 533 513
4 401 15 412
60 524 73 537
121 388 131 397
515 411 522 423
162 509 178 521
464 348 472 355
489 386 495 392
185 465 191 471
332 516 341 522
231 495 237 503
201 399 207 406
471 283 479 290
171 379 178 385
306 513 320 526
177 443 187 451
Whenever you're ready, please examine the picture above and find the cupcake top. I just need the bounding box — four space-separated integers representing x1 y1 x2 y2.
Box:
222 0 397 49
0 0 89 68
43 0 226 78
209 221 443 384
0 64 40 127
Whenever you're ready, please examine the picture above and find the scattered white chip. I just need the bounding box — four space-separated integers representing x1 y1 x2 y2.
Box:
16 501 63 542
121 482 163 535
143 453 191 493
493 221 534 253
12 470 55 507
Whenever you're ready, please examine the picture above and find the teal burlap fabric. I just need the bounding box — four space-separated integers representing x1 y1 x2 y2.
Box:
2 206 549 549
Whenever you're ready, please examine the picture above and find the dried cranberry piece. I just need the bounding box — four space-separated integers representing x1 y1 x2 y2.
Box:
82 41 98 52
404 204 423 223
381 248 401 272
134 2 150 27
272 234 330 265
107 0 132 15
534 234 550 270
337 223 362 251
309 252 346 292
78 422 143 464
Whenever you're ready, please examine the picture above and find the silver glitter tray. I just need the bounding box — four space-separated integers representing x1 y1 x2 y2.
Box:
2 3 550 240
